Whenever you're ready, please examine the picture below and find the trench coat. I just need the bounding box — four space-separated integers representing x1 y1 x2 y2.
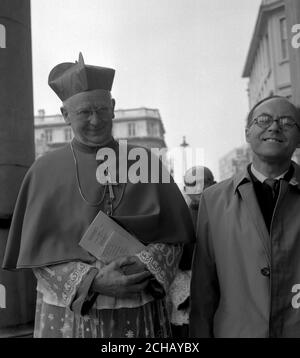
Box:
190 162 300 338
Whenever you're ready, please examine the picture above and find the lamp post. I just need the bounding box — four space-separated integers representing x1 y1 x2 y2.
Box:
180 136 189 183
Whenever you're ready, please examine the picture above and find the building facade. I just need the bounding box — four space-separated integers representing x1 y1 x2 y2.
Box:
242 0 292 108
34 107 167 158
242 0 300 164
219 145 253 181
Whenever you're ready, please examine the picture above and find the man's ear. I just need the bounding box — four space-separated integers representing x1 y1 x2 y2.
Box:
111 98 116 119
61 106 70 124
245 127 250 143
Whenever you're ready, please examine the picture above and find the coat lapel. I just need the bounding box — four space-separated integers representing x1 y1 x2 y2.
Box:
232 162 300 267
237 182 271 265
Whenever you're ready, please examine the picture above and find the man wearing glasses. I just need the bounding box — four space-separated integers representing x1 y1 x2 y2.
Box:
190 95 300 338
3 53 194 338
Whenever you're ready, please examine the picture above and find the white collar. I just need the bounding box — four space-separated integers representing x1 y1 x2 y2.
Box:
250 164 288 183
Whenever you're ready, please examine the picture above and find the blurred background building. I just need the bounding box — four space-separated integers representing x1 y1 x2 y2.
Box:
219 0 300 180
35 107 166 158
219 145 253 181
242 0 292 107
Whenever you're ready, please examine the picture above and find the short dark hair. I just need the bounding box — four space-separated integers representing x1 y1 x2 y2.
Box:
246 95 298 128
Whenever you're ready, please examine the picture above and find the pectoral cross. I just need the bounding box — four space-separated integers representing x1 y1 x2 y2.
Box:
106 170 117 215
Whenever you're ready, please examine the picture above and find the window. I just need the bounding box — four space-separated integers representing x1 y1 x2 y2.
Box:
128 123 136 137
64 127 73 141
44 129 53 143
147 122 153 136
280 18 288 60
265 34 271 70
147 122 158 136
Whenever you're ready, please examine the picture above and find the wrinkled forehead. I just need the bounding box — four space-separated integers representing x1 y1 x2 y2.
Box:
252 98 298 119
63 89 113 110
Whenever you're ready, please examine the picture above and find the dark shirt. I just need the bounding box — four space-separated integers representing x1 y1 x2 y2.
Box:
247 164 294 233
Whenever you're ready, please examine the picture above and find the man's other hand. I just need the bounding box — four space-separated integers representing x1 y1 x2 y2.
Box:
91 256 151 298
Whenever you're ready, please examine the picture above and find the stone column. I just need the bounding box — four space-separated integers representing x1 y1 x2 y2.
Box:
0 0 36 337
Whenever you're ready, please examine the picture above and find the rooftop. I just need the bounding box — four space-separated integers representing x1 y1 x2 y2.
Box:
35 107 161 125
242 0 284 78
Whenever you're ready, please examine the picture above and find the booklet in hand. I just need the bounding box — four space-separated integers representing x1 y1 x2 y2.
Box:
79 210 146 264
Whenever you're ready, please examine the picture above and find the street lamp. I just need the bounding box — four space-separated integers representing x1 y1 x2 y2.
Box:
180 136 189 182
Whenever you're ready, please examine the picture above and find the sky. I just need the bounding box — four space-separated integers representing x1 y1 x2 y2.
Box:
31 0 262 180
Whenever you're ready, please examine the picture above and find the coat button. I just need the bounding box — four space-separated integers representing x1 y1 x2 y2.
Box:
261 267 270 277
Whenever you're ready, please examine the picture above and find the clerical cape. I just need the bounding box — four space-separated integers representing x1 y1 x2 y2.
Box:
2 139 195 269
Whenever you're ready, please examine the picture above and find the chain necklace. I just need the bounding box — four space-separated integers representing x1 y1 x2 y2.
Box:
70 141 107 207
70 141 127 213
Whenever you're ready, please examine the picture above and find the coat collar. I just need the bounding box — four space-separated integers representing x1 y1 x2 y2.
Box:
233 161 300 193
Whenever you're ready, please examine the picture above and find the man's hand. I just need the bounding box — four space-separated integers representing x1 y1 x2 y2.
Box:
122 256 165 299
121 255 148 275
91 256 151 298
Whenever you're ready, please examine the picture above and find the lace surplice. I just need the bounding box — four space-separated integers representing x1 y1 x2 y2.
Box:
33 243 182 338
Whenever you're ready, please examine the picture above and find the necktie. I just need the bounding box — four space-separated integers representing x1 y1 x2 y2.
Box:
264 178 279 199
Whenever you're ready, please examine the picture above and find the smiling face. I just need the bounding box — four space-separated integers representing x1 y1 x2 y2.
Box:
245 97 300 164
62 89 115 147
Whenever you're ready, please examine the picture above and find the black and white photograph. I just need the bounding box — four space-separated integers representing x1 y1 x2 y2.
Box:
1 0 300 344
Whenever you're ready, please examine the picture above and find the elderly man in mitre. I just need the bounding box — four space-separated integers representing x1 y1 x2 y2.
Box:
3 53 194 338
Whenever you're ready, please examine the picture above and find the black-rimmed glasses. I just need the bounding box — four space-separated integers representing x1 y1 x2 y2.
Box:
251 114 300 130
